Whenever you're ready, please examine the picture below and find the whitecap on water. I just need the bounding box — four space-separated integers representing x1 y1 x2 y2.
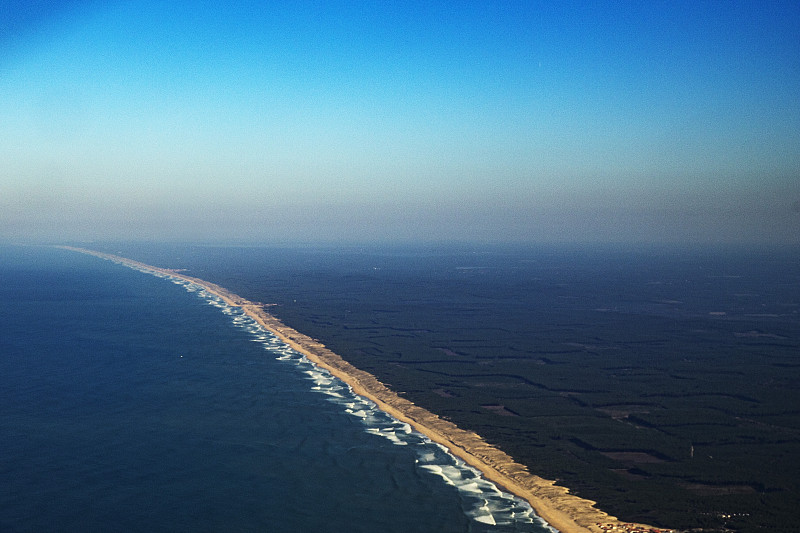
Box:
472 504 498 526
131 265 557 531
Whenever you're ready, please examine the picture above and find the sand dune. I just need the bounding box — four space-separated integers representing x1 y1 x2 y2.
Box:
61 246 670 533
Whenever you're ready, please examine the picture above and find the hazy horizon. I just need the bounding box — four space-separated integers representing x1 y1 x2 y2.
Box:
2 1 799 245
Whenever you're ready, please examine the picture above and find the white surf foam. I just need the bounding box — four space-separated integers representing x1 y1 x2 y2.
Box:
125 264 557 531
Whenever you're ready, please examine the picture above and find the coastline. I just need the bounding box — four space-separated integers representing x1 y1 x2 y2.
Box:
61 246 670 533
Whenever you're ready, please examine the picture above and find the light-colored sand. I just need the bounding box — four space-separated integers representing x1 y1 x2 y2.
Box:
61 246 670 533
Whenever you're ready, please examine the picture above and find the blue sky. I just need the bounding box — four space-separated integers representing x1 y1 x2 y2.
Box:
2 1 799 244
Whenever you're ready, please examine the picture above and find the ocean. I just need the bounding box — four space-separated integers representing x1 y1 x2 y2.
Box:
0 245 553 533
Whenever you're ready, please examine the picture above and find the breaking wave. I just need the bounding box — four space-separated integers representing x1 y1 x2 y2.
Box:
149 271 555 531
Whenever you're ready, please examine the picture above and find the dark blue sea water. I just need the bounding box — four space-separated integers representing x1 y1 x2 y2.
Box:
0 246 552 533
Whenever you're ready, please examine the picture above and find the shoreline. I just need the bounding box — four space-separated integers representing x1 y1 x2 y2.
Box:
62 246 670 533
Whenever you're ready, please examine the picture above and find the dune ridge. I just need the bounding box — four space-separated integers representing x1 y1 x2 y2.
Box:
61 246 671 533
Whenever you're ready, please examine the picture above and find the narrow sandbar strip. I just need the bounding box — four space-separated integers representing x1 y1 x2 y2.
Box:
60 246 670 533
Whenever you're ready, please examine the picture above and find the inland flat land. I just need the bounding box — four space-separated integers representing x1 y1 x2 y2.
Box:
67 246 641 533
91 242 800 533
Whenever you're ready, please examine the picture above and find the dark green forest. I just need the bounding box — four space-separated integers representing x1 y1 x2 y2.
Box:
106 243 800 533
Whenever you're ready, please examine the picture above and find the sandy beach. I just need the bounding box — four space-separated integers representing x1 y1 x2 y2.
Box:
62 246 670 533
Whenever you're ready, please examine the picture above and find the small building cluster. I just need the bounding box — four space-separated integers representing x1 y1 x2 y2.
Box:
596 523 674 533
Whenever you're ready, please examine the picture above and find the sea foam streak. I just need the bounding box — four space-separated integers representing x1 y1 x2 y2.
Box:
112 261 556 531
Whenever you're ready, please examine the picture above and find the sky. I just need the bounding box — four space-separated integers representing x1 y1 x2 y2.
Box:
1 0 799 245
